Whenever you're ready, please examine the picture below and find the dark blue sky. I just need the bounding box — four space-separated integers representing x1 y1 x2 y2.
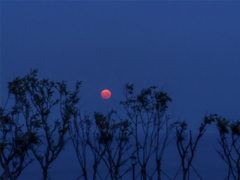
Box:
1 1 240 179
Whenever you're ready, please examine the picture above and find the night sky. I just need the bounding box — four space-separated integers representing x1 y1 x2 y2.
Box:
1 1 240 180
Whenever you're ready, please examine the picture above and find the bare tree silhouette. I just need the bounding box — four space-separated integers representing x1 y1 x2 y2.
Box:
5 69 81 180
92 110 133 180
214 115 240 180
1 72 43 180
120 84 173 180
174 114 215 180
68 111 91 180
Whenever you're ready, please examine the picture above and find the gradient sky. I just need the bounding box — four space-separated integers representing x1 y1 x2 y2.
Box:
1 1 240 180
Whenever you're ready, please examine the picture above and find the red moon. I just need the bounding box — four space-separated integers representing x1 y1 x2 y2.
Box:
101 89 111 99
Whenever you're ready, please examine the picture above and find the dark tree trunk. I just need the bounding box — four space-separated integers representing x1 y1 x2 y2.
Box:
157 160 161 180
3 164 10 180
83 167 88 180
114 168 118 180
43 167 48 180
141 165 147 180
109 167 113 180
93 164 97 180
183 170 187 180
238 169 240 180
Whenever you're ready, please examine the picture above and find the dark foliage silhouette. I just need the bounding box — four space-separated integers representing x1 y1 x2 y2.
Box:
120 84 175 180
213 114 240 180
2 70 239 180
1 69 80 180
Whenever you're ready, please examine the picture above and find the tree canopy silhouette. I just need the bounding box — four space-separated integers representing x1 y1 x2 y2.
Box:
1 69 81 180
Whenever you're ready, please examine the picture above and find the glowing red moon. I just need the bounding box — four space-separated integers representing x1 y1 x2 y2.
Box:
101 89 111 99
